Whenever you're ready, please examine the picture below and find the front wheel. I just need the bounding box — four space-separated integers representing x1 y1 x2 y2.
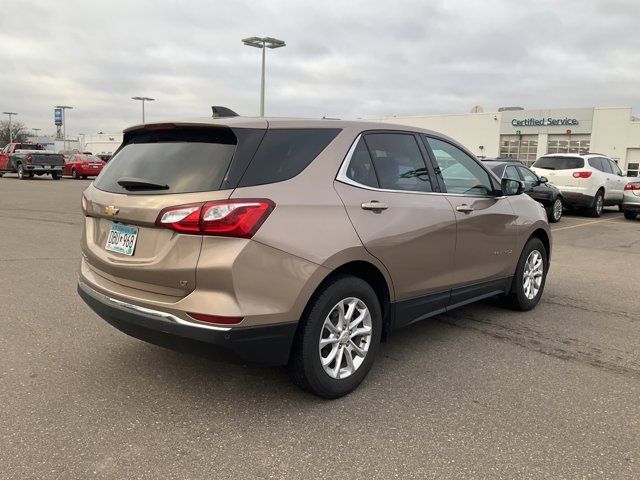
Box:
624 210 637 220
504 237 548 311
287 275 382 398
547 198 563 223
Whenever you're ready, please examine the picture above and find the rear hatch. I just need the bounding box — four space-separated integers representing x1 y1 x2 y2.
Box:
82 124 265 297
531 156 585 188
14 151 65 166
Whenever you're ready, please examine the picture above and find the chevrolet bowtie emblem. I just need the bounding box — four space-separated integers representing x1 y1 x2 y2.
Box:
104 205 120 216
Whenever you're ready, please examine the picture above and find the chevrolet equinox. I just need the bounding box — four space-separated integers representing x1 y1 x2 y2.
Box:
78 117 551 398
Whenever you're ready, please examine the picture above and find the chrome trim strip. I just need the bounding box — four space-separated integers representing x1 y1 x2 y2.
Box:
335 134 501 199
78 281 232 332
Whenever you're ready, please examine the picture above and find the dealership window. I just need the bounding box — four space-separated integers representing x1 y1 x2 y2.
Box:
499 135 538 165
628 162 639 177
547 134 590 156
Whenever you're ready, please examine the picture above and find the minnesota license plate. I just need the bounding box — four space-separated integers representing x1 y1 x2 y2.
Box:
105 223 138 256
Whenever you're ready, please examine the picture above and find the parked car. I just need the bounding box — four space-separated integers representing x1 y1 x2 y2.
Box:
77 118 551 398
63 153 106 179
96 153 113 163
622 179 640 220
0 142 65 179
531 153 627 217
483 158 564 222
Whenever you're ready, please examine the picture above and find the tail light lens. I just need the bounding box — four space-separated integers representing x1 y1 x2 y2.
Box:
572 171 592 179
624 183 640 191
156 199 275 238
26 154 33 164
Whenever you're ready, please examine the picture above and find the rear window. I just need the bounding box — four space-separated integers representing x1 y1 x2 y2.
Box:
94 127 238 195
238 129 340 187
533 156 584 170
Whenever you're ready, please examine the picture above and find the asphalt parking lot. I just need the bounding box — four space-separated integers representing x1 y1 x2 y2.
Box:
1 175 639 479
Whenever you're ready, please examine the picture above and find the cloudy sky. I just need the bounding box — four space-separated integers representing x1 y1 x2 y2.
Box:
1 0 639 137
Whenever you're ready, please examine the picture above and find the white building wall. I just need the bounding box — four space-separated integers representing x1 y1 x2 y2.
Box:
379 113 502 158
590 107 640 171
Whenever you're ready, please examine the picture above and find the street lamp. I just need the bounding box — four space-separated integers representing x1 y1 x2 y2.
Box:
55 105 73 151
242 36 286 116
3 112 17 143
131 97 155 123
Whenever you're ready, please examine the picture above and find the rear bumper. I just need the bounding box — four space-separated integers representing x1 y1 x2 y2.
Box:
559 191 594 207
78 281 297 365
622 202 640 213
25 165 63 173
75 166 103 176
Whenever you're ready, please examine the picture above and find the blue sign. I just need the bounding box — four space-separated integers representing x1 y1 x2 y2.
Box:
511 117 578 127
54 108 63 126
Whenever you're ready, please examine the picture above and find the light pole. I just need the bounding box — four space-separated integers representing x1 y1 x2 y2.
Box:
131 97 155 123
242 36 286 116
32 128 41 137
55 105 73 151
3 112 17 143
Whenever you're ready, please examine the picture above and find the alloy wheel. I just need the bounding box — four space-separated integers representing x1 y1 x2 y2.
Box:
553 199 563 221
523 250 544 300
319 297 372 380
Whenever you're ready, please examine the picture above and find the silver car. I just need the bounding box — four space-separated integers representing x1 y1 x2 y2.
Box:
622 178 640 220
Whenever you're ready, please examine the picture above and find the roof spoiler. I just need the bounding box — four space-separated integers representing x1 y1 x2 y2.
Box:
211 106 239 118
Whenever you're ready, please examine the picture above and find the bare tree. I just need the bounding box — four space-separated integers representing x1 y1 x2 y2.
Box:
0 120 29 145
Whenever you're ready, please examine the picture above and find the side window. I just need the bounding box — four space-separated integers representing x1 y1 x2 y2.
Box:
239 128 341 187
363 133 432 192
600 158 613 174
504 165 521 180
610 160 623 176
588 157 604 171
345 138 379 188
425 137 494 196
517 166 538 182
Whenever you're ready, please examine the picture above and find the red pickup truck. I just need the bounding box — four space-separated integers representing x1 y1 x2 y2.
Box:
0 143 65 180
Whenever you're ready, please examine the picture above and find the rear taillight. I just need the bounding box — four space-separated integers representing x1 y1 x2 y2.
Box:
572 171 592 179
26 154 33 164
624 183 640 191
187 312 243 325
81 193 88 215
156 199 275 238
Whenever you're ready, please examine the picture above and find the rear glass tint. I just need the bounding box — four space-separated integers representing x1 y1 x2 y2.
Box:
533 156 584 170
238 129 340 187
94 127 237 195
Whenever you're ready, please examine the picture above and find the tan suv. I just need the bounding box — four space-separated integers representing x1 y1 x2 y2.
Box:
78 117 551 398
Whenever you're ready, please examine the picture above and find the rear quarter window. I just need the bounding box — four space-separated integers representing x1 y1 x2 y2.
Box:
238 129 341 187
533 156 584 170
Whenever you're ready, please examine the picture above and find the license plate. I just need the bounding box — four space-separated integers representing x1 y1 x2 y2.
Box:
43 165 50 169
105 223 138 256
92 165 99 169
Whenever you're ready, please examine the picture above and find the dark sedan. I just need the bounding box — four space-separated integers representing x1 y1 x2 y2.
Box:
484 158 564 222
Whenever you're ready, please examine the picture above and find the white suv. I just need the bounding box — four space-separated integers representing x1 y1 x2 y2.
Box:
531 153 627 217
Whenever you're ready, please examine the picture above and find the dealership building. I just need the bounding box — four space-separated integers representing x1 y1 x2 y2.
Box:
380 106 640 177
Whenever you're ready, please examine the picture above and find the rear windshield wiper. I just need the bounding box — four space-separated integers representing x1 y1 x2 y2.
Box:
117 177 170 191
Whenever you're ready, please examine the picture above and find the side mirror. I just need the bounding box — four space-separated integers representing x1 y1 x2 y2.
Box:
501 178 524 196
539 176 548 183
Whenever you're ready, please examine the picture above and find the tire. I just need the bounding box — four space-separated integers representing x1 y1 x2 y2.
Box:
618 204 624 212
547 197 563 223
504 237 548 311
72 168 79 179
51 173 61 180
287 275 382 399
17 163 28 180
82 175 88 179
587 190 604 217
624 210 637 220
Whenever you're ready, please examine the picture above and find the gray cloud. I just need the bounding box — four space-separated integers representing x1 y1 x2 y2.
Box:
1 0 639 136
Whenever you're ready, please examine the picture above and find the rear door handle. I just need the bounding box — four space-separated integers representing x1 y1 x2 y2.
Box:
361 201 388 211
456 204 474 213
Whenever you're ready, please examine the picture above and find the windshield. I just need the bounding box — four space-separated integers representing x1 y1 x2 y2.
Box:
533 156 584 170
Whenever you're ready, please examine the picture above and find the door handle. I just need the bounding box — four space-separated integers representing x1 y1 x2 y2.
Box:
361 201 388 211
456 204 474 213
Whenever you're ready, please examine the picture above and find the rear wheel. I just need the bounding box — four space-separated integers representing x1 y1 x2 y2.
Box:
624 210 637 220
72 168 79 179
547 197 563 223
51 173 61 180
504 237 548 311
17 163 28 180
587 190 604 217
82 175 88 179
287 275 382 398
